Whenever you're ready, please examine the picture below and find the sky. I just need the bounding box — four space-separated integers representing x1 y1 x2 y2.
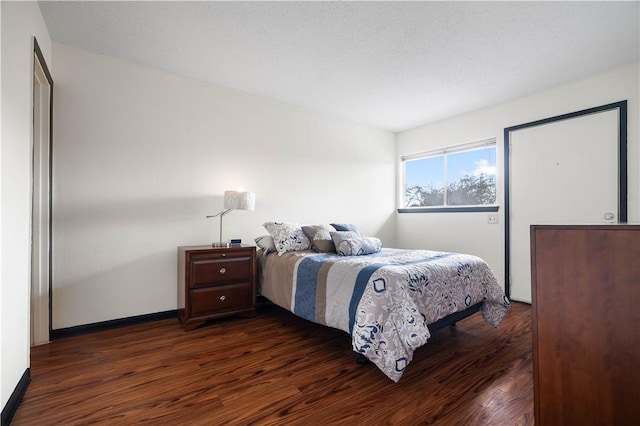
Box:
405 147 497 189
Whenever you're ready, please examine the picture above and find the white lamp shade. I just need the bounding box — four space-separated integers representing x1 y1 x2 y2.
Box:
223 190 255 211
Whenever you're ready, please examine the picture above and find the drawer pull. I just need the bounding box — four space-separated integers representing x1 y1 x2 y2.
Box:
219 268 226 274
220 295 226 301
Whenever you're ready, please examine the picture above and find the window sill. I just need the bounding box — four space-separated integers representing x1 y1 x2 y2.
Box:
397 205 500 213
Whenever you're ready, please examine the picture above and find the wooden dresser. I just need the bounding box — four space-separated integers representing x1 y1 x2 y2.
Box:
178 245 257 330
530 225 640 425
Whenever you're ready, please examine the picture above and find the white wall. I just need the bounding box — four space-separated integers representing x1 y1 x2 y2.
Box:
52 43 396 329
0 0 52 412
396 61 640 289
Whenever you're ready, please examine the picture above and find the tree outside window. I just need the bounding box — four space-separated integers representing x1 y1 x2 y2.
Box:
403 143 497 208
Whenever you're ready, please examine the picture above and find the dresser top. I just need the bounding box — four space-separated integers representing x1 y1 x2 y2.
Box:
531 224 640 231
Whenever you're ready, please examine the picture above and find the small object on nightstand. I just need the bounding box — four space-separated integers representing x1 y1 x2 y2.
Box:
230 239 242 245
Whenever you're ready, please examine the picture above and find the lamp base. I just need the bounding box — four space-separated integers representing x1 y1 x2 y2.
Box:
212 242 230 248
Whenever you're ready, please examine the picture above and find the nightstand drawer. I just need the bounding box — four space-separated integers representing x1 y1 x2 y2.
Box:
190 283 253 317
190 256 252 287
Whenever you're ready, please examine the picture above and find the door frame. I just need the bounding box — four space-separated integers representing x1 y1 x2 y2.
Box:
503 100 627 299
32 38 54 344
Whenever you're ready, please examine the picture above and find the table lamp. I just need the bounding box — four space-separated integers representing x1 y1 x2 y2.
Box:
206 190 255 247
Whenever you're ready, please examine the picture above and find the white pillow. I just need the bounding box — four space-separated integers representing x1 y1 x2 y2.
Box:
254 235 276 254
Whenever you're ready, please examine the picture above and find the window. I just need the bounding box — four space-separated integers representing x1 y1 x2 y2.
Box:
401 138 497 211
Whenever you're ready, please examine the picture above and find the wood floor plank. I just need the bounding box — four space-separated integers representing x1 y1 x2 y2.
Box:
12 302 533 425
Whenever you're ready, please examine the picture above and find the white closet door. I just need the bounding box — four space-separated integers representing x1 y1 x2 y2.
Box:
509 109 619 303
32 52 52 345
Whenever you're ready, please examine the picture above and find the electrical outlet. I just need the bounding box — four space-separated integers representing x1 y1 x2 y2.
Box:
487 214 499 225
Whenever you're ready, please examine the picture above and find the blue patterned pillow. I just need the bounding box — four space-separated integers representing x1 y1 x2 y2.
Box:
263 222 311 256
331 231 382 256
330 223 363 236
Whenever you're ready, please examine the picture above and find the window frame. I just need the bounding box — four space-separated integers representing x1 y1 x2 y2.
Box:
398 138 499 213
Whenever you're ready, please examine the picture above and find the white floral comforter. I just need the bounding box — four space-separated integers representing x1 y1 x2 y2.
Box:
259 248 510 382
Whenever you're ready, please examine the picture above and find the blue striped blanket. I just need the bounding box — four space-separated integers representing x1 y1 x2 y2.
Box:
260 248 510 382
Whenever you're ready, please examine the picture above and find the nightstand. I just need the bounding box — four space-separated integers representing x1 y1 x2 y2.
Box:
178 244 257 330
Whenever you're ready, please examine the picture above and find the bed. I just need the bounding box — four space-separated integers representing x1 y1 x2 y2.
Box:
256 223 510 382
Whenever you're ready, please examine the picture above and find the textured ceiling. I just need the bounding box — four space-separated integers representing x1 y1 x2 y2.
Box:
39 1 640 133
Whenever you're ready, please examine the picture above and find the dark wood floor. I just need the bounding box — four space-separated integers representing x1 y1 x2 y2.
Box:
12 302 533 425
